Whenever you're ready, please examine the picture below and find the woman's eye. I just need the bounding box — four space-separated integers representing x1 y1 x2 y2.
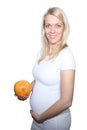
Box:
45 24 51 28
56 24 61 28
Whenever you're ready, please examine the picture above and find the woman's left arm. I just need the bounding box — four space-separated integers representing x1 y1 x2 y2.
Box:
30 70 75 122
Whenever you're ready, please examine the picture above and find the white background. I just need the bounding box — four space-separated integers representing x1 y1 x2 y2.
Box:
0 0 87 129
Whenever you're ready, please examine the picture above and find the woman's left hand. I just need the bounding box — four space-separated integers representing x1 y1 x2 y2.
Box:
30 110 43 123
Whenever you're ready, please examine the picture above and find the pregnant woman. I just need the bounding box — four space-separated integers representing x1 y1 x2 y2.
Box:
30 7 76 130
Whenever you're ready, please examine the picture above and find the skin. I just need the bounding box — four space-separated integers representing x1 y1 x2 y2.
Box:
30 14 75 123
44 14 64 54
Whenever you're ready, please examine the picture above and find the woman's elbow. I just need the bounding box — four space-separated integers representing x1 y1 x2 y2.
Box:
62 98 73 109
66 99 73 108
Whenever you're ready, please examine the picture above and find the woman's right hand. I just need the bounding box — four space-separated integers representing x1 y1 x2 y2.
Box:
17 96 28 101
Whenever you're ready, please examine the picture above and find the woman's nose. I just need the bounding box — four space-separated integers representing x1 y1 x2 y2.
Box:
50 26 55 33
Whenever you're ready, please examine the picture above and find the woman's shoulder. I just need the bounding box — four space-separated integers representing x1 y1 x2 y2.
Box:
58 47 76 70
36 50 42 60
59 47 75 59
60 47 74 55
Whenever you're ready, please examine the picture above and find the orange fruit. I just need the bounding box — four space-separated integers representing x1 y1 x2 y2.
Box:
14 80 32 97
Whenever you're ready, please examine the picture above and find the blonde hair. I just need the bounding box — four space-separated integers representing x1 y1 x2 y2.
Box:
38 7 70 63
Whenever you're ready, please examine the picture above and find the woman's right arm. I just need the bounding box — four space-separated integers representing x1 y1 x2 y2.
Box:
31 80 36 91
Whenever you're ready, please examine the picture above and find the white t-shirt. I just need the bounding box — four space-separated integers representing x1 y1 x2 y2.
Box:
30 47 76 114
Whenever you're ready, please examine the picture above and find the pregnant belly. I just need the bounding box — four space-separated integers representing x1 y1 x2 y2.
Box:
30 83 60 114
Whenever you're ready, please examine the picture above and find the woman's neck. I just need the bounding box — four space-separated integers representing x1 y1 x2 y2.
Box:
47 43 60 55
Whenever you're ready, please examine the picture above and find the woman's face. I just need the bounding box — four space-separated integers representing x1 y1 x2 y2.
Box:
44 14 64 45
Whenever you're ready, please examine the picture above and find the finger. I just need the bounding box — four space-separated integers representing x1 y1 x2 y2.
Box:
17 96 26 100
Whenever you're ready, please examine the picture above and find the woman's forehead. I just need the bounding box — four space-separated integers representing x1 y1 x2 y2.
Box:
44 14 63 24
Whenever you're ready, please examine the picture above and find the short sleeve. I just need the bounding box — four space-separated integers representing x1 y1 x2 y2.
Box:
59 48 76 70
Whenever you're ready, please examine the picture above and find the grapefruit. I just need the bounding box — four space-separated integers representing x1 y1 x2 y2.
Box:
14 80 32 97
